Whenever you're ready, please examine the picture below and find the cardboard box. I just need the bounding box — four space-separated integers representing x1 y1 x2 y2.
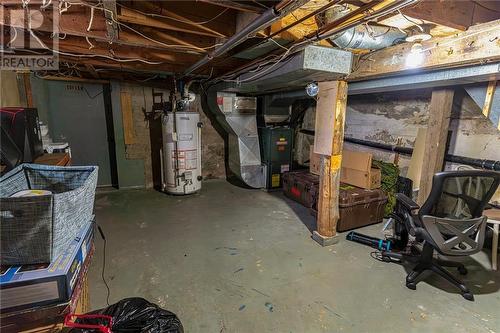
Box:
0 248 93 332
309 146 381 189
0 222 94 313
309 146 321 175
340 150 381 189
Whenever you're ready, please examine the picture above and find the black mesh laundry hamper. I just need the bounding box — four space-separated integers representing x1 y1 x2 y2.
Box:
0 164 98 265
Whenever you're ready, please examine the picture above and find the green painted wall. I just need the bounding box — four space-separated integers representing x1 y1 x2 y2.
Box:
29 77 145 188
109 81 145 188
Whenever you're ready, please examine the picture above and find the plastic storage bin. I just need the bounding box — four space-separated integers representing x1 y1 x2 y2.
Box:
0 164 98 265
282 170 320 208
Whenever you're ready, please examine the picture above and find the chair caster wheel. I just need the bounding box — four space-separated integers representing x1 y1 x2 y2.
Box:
457 266 468 275
406 282 417 290
462 292 474 301
382 256 392 263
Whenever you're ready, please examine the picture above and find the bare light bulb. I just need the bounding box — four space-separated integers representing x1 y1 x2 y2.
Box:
406 42 424 68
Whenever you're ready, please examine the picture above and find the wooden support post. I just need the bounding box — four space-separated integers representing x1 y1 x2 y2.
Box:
102 0 119 42
22 73 33 107
312 81 348 246
417 88 455 205
483 80 497 118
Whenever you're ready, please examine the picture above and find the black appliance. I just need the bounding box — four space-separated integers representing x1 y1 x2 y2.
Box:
0 107 44 162
0 126 22 172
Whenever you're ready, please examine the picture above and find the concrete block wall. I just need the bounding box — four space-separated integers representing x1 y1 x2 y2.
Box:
297 88 500 200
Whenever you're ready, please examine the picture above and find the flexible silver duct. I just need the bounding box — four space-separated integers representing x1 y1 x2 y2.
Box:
321 6 406 50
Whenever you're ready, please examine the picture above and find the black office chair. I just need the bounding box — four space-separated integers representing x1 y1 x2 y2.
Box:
383 170 500 301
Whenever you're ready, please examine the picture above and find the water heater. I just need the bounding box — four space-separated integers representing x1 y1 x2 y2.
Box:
161 111 202 195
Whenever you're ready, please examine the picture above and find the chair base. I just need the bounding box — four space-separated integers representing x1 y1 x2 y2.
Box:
382 243 473 301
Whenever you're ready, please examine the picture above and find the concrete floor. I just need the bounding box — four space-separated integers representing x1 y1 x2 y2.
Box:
89 179 500 333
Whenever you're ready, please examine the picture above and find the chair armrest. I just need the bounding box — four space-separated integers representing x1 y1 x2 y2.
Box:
396 193 420 211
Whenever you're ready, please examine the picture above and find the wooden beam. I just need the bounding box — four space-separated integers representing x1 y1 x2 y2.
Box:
84 64 100 79
102 0 119 41
40 75 109 84
30 34 203 65
313 81 348 245
417 88 455 205
136 1 236 37
197 0 265 13
483 80 497 117
0 6 212 54
120 91 135 145
118 7 224 38
402 0 500 31
58 57 179 74
349 19 500 81
138 2 228 38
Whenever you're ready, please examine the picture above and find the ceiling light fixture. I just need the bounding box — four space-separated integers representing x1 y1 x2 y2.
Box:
404 24 432 68
406 42 424 68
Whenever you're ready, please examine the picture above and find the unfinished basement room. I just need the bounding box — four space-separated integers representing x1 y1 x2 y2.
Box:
1 0 500 332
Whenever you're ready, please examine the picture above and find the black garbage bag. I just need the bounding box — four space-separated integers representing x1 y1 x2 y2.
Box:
68 297 183 333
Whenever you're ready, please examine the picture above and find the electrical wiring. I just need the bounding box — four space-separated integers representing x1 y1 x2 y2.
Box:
7 27 18 48
115 3 230 26
398 9 424 32
223 46 294 83
87 6 94 31
59 0 70 14
245 54 282 73
268 37 290 52
62 1 221 52
215 52 282 81
83 86 104 99
41 0 52 9
85 36 95 49
26 24 164 64
214 0 416 83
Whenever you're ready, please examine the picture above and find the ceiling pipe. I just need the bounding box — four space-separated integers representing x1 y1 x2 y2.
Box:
213 0 417 83
183 0 309 76
299 131 500 171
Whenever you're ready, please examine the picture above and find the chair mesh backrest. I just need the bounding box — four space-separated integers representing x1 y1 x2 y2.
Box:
420 171 499 220
419 170 500 255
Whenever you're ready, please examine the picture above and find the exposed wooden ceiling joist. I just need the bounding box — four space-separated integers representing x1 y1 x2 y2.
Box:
117 7 224 38
197 0 266 13
134 1 237 37
0 5 216 54
400 0 500 31
2 0 500 82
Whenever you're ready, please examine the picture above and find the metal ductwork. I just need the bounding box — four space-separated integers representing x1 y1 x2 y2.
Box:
236 45 353 94
320 6 406 50
203 46 352 187
205 83 265 188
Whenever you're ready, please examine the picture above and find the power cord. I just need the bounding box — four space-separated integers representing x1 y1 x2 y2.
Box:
97 225 111 306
